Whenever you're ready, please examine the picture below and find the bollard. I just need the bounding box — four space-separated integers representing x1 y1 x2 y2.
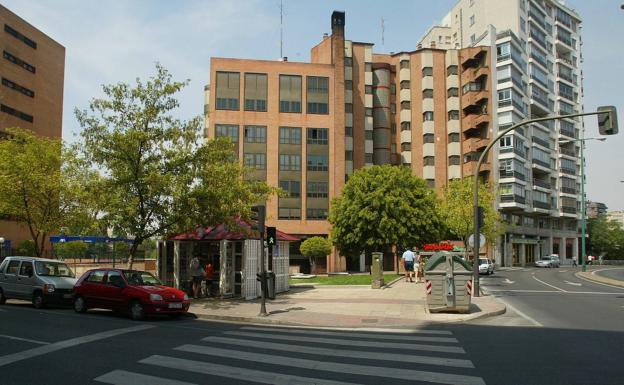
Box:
371 252 384 289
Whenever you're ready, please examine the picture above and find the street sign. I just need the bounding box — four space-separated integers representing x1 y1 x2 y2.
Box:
468 233 486 249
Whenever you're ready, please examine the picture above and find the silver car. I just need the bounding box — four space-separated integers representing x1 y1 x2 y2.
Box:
0 256 77 308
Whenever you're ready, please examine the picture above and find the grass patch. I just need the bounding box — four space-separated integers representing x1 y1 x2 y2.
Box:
289 273 401 285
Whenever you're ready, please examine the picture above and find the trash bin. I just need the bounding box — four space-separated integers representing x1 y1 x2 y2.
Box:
266 271 276 300
371 252 384 289
423 251 473 313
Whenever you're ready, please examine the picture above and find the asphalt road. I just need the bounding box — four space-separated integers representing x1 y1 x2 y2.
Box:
0 267 623 385
593 266 624 282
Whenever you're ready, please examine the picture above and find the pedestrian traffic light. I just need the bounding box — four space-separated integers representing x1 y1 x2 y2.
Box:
266 226 277 247
250 205 265 234
598 106 618 135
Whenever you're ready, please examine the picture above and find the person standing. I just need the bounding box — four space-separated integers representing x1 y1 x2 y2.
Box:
416 251 425 283
402 248 416 282
189 256 205 299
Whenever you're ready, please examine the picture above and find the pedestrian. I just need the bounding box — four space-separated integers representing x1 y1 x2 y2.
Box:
416 252 425 283
572 257 577 267
402 248 416 282
204 262 214 297
189 255 205 299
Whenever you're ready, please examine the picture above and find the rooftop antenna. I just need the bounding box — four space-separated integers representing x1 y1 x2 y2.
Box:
381 17 385 48
280 0 284 58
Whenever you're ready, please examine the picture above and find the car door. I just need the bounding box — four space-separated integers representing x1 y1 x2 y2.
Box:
81 270 107 308
16 261 36 300
1 260 21 298
100 271 126 311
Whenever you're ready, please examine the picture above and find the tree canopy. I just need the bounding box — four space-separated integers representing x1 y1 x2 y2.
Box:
75 64 275 267
588 216 624 259
300 237 332 259
329 165 445 257
439 177 504 249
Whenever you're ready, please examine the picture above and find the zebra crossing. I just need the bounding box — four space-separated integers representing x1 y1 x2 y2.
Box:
94 325 486 385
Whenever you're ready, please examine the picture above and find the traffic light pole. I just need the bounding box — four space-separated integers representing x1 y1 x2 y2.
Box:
472 110 608 297
259 230 268 317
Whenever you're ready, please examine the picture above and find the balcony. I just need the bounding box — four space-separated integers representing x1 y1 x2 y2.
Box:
462 89 489 109
533 201 551 210
556 54 576 68
461 48 488 69
532 136 551 149
560 167 576 176
464 137 489 153
533 178 551 189
500 170 526 181
531 158 551 169
500 194 526 205
561 186 576 195
562 206 577 214
559 128 576 139
463 160 491 176
500 146 526 158
559 147 577 157
464 113 489 130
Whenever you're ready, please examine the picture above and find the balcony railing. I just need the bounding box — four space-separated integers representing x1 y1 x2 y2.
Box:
560 128 576 138
532 158 551 168
561 186 576 194
559 147 576 157
499 170 526 181
556 54 576 67
533 201 551 209
500 194 526 204
557 71 574 83
560 167 576 175
533 178 551 189
562 206 577 214
500 146 527 158
532 136 551 148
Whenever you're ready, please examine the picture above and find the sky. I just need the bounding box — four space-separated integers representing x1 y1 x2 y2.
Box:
3 0 624 209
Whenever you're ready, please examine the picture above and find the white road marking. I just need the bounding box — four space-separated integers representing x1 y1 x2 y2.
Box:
141 355 361 385
532 276 567 292
486 289 560 293
494 298 543 327
173 346 486 385
95 370 197 385
223 330 464 353
0 334 49 345
0 325 154 367
564 280 582 287
205 336 474 368
575 273 624 290
503 278 515 284
241 325 454 336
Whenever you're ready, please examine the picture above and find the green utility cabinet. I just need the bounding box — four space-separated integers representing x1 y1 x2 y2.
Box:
424 251 473 313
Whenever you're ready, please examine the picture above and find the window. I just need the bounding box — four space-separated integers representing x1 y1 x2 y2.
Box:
345 103 353 113
107 271 123 286
345 126 353 136
279 154 301 171
401 122 411 131
423 133 435 143
244 73 267 112
244 153 266 169
3 51 35 73
365 130 373 140
400 60 410 69
401 101 411 110
365 153 373 163
345 150 353 161
422 89 433 99
423 111 434 121
422 67 433 77
6 261 20 275
446 65 458 76
307 181 329 198
447 87 459 97
1 104 33 123
4 25 37 49
19 261 33 276
307 208 328 220
345 80 353 90
2 78 34 97
365 108 373 117
400 80 410 89
520 17 526 33
423 156 435 166
401 143 411 151
279 180 301 198
279 127 301 144
499 135 512 147
244 125 266 143
215 124 239 141
448 110 460 120
87 271 106 283
365 85 373 94
469 15 475 26
307 128 328 145
279 75 302 113
215 71 240 110
307 155 329 171
307 76 329 114
449 155 460 165
344 57 353 66
278 207 301 220
448 133 460 142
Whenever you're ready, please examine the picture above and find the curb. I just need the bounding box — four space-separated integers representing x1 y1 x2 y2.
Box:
575 271 624 289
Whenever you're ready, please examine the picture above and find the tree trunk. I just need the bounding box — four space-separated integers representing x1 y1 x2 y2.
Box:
127 240 141 270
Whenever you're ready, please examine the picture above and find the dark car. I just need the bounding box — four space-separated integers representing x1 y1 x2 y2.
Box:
73 269 190 320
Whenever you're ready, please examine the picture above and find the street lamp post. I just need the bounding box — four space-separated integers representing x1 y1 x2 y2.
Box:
0 237 4 261
472 110 614 297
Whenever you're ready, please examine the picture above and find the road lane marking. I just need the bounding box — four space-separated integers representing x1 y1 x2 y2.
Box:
222 331 464 353
241 325 454 336
494 298 543 327
564 280 582 286
0 334 49 345
141 355 360 385
204 336 474 368
0 325 154 367
486 289 560 293
173 346 486 385
95 370 197 385
575 273 624 290
533 276 567 292
503 278 515 284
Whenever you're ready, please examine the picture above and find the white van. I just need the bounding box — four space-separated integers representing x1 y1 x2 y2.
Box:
0 256 77 308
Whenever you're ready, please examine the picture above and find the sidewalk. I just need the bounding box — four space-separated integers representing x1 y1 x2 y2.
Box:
188 278 506 329
576 268 624 288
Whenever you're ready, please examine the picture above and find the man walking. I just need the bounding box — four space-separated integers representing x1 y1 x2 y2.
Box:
402 248 416 283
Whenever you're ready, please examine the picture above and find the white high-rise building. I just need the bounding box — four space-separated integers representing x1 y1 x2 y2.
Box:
422 0 583 266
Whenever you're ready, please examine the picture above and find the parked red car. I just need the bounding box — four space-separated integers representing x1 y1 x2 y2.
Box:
73 269 190 320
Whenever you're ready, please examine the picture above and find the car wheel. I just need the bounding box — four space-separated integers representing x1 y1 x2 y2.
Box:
32 291 45 309
0 288 6 304
73 296 87 313
129 300 145 321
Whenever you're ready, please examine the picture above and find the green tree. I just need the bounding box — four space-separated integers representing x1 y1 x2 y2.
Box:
17 240 36 257
300 236 332 271
76 64 275 268
0 128 91 258
439 177 504 250
588 216 624 259
54 241 89 260
329 165 444 258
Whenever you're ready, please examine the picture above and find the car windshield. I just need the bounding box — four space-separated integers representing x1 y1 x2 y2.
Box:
35 261 75 277
479 259 488 264
540 257 551 261
122 270 161 286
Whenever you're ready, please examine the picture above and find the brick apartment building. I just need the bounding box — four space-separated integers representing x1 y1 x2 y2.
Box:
0 4 65 253
205 11 493 273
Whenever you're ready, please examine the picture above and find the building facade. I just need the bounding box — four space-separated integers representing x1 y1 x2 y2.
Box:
205 12 494 273
586 201 607 219
0 5 65 253
606 210 624 229
423 0 584 266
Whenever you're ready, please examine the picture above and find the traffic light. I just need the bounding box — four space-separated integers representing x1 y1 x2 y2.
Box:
266 226 277 247
598 106 618 135
250 205 266 234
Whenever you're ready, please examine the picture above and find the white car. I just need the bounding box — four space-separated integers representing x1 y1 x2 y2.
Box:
478 258 494 275
535 255 560 268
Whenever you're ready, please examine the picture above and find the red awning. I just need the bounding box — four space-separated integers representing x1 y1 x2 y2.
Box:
169 219 300 242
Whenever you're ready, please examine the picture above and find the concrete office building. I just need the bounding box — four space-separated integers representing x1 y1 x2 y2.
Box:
0 5 65 253
606 211 624 229
205 11 494 273
423 0 584 266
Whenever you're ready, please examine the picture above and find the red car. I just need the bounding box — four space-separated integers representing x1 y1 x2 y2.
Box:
73 269 190 320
